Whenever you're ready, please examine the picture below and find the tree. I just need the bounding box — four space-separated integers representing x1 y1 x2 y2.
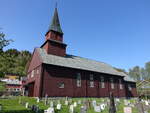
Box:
140 68 147 80
145 62 150 80
0 48 31 77
0 32 12 52
129 66 141 81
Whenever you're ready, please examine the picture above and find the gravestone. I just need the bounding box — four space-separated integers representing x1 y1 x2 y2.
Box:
94 106 101 112
124 100 128 106
65 100 68 105
124 107 132 113
80 106 87 113
37 97 40 103
44 107 55 113
69 105 74 113
56 104 61 110
31 105 36 111
78 100 81 104
50 101 54 107
100 104 105 111
74 102 77 107
35 105 39 113
116 99 120 103
86 100 91 109
25 102 29 108
45 94 48 105
145 101 149 106
92 100 97 107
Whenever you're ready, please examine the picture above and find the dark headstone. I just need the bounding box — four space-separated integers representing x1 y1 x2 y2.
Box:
80 106 87 113
109 92 116 113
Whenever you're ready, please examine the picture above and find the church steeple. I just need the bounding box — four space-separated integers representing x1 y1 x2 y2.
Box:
42 7 67 57
48 7 63 34
45 7 64 42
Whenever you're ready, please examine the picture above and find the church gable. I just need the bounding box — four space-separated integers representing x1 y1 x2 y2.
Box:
28 48 43 73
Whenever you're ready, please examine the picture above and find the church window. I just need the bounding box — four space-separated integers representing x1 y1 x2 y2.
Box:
37 69 39 74
110 78 114 89
58 82 65 88
100 76 105 88
76 73 81 87
90 74 94 87
128 84 132 91
119 79 123 89
31 70 34 78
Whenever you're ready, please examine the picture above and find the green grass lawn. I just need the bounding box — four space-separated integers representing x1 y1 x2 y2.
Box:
0 96 149 113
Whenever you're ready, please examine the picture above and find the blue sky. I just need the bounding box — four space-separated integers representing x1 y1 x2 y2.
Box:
0 0 150 71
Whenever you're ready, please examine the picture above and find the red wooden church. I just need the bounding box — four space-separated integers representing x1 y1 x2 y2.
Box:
26 8 137 97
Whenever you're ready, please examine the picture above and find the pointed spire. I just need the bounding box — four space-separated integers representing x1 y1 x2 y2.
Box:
48 7 63 34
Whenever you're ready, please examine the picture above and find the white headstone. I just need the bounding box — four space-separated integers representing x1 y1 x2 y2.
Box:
78 100 81 104
56 104 61 110
92 100 97 107
124 100 128 106
145 101 149 106
124 107 132 113
73 102 77 107
69 105 74 113
25 102 29 108
44 107 55 113
100 104 105 110
80 106 87 113
94 106 101 112
65 100 68 105
116 98 120 102
50 101 54 107
37 97 40 103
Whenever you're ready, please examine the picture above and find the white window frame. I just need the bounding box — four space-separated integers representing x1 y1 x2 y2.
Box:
58 82 65 88
110 78 114 89
76 73 81 87
100 76 105 88
119 79 123 89
89 74 94 88
31 70 34 78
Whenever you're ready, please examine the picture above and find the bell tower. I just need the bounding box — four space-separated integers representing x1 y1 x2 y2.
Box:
41 7 67 57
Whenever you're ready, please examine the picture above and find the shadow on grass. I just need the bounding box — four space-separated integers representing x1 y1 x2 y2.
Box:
0 110 44 113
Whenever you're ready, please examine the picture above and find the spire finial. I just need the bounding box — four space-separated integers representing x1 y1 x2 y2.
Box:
47 3 63 35
55 1 58 8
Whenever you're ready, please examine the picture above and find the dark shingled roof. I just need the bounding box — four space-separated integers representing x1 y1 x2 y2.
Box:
36 48 128 77
48 8 63 34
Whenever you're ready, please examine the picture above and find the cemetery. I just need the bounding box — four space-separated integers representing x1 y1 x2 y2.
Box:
0 96 150 113
0 0 150 113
